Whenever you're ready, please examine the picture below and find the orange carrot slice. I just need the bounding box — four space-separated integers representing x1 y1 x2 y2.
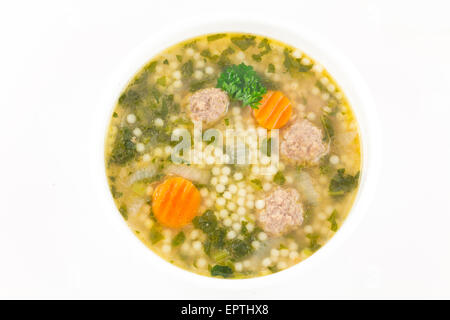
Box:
152 176 201 228
253 90 292 129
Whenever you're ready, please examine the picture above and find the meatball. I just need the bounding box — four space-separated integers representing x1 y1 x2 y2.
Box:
280 119 329 164
257 187 304 237
188 88 229 124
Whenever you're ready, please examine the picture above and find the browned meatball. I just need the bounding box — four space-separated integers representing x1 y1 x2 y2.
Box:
188 88 229 124
257 187 304 237
280 119 329 164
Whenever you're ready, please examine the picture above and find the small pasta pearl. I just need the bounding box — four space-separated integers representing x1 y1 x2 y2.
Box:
255 200 265 209
126 114 136 124
227 230 237 239
228 184 237 194
215 184 225 193
258 232 268 241
197 258 207 268
221 166 231 175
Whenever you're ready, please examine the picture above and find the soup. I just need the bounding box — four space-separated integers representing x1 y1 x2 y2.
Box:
104 33 361 279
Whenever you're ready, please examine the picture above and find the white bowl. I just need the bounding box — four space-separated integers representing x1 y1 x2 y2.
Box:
90 17 381 290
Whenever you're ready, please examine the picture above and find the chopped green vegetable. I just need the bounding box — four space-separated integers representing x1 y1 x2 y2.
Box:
144 61 158 73
267 63 275 73
273 171 286 185
321 115 334 142
212 250 229 264
172 231 186 247
210 265 233 278
250 179 263 190
227 239 252 260
301 248 313 257
303 205 313 223
329 169 360 197
200 49 212 58
216 47 235 68
251 54 262 62
119 205 128 220
112 112 118 118
328 210 338 232
118 90 141 108
224 118 230 126
283 49 313 74
149 225 164 244
217 63 267 109
110 185 122 199
315 80 328 92
231 35 256 51
176 55 182 62
183 40 197 48
252 38 271 62
131 182 147 196
319 155 331 175
193 210 218 234
189 76 215 92
109 127 137 165
258 38 271 52
156 76 167 87
306 234 321 252
204 227 226 256
268 265 278 273
181 60 194 77
207 33 227 42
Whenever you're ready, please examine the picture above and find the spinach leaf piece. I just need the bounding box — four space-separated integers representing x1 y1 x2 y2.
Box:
329 169 360 197
172 231 186 247
283 48 313 74
210 265 234 278
207 33 227 42
230 35 256 51
193 210 218 234
306 234 321 252
109 127 137 165
144 61 158 73
181 60 194 77
204 227 227 256
149 225 164 244
328 210 338 232
119 205 128 220
250 179 263 190
321 115 334 142
273 171 286 185
118 90 141 108
227 239 252 260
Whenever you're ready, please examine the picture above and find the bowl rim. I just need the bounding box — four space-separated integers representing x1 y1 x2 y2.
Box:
90 16 382 290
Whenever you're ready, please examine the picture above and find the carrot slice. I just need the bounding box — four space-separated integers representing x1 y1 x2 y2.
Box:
253 90 293 129
152 176 201 228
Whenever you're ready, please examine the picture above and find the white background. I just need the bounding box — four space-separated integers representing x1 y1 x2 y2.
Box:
0 0 449 299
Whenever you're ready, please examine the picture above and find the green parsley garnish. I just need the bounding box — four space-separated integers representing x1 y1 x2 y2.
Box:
216 63 267 109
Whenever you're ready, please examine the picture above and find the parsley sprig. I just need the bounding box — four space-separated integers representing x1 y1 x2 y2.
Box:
216 63 267 109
